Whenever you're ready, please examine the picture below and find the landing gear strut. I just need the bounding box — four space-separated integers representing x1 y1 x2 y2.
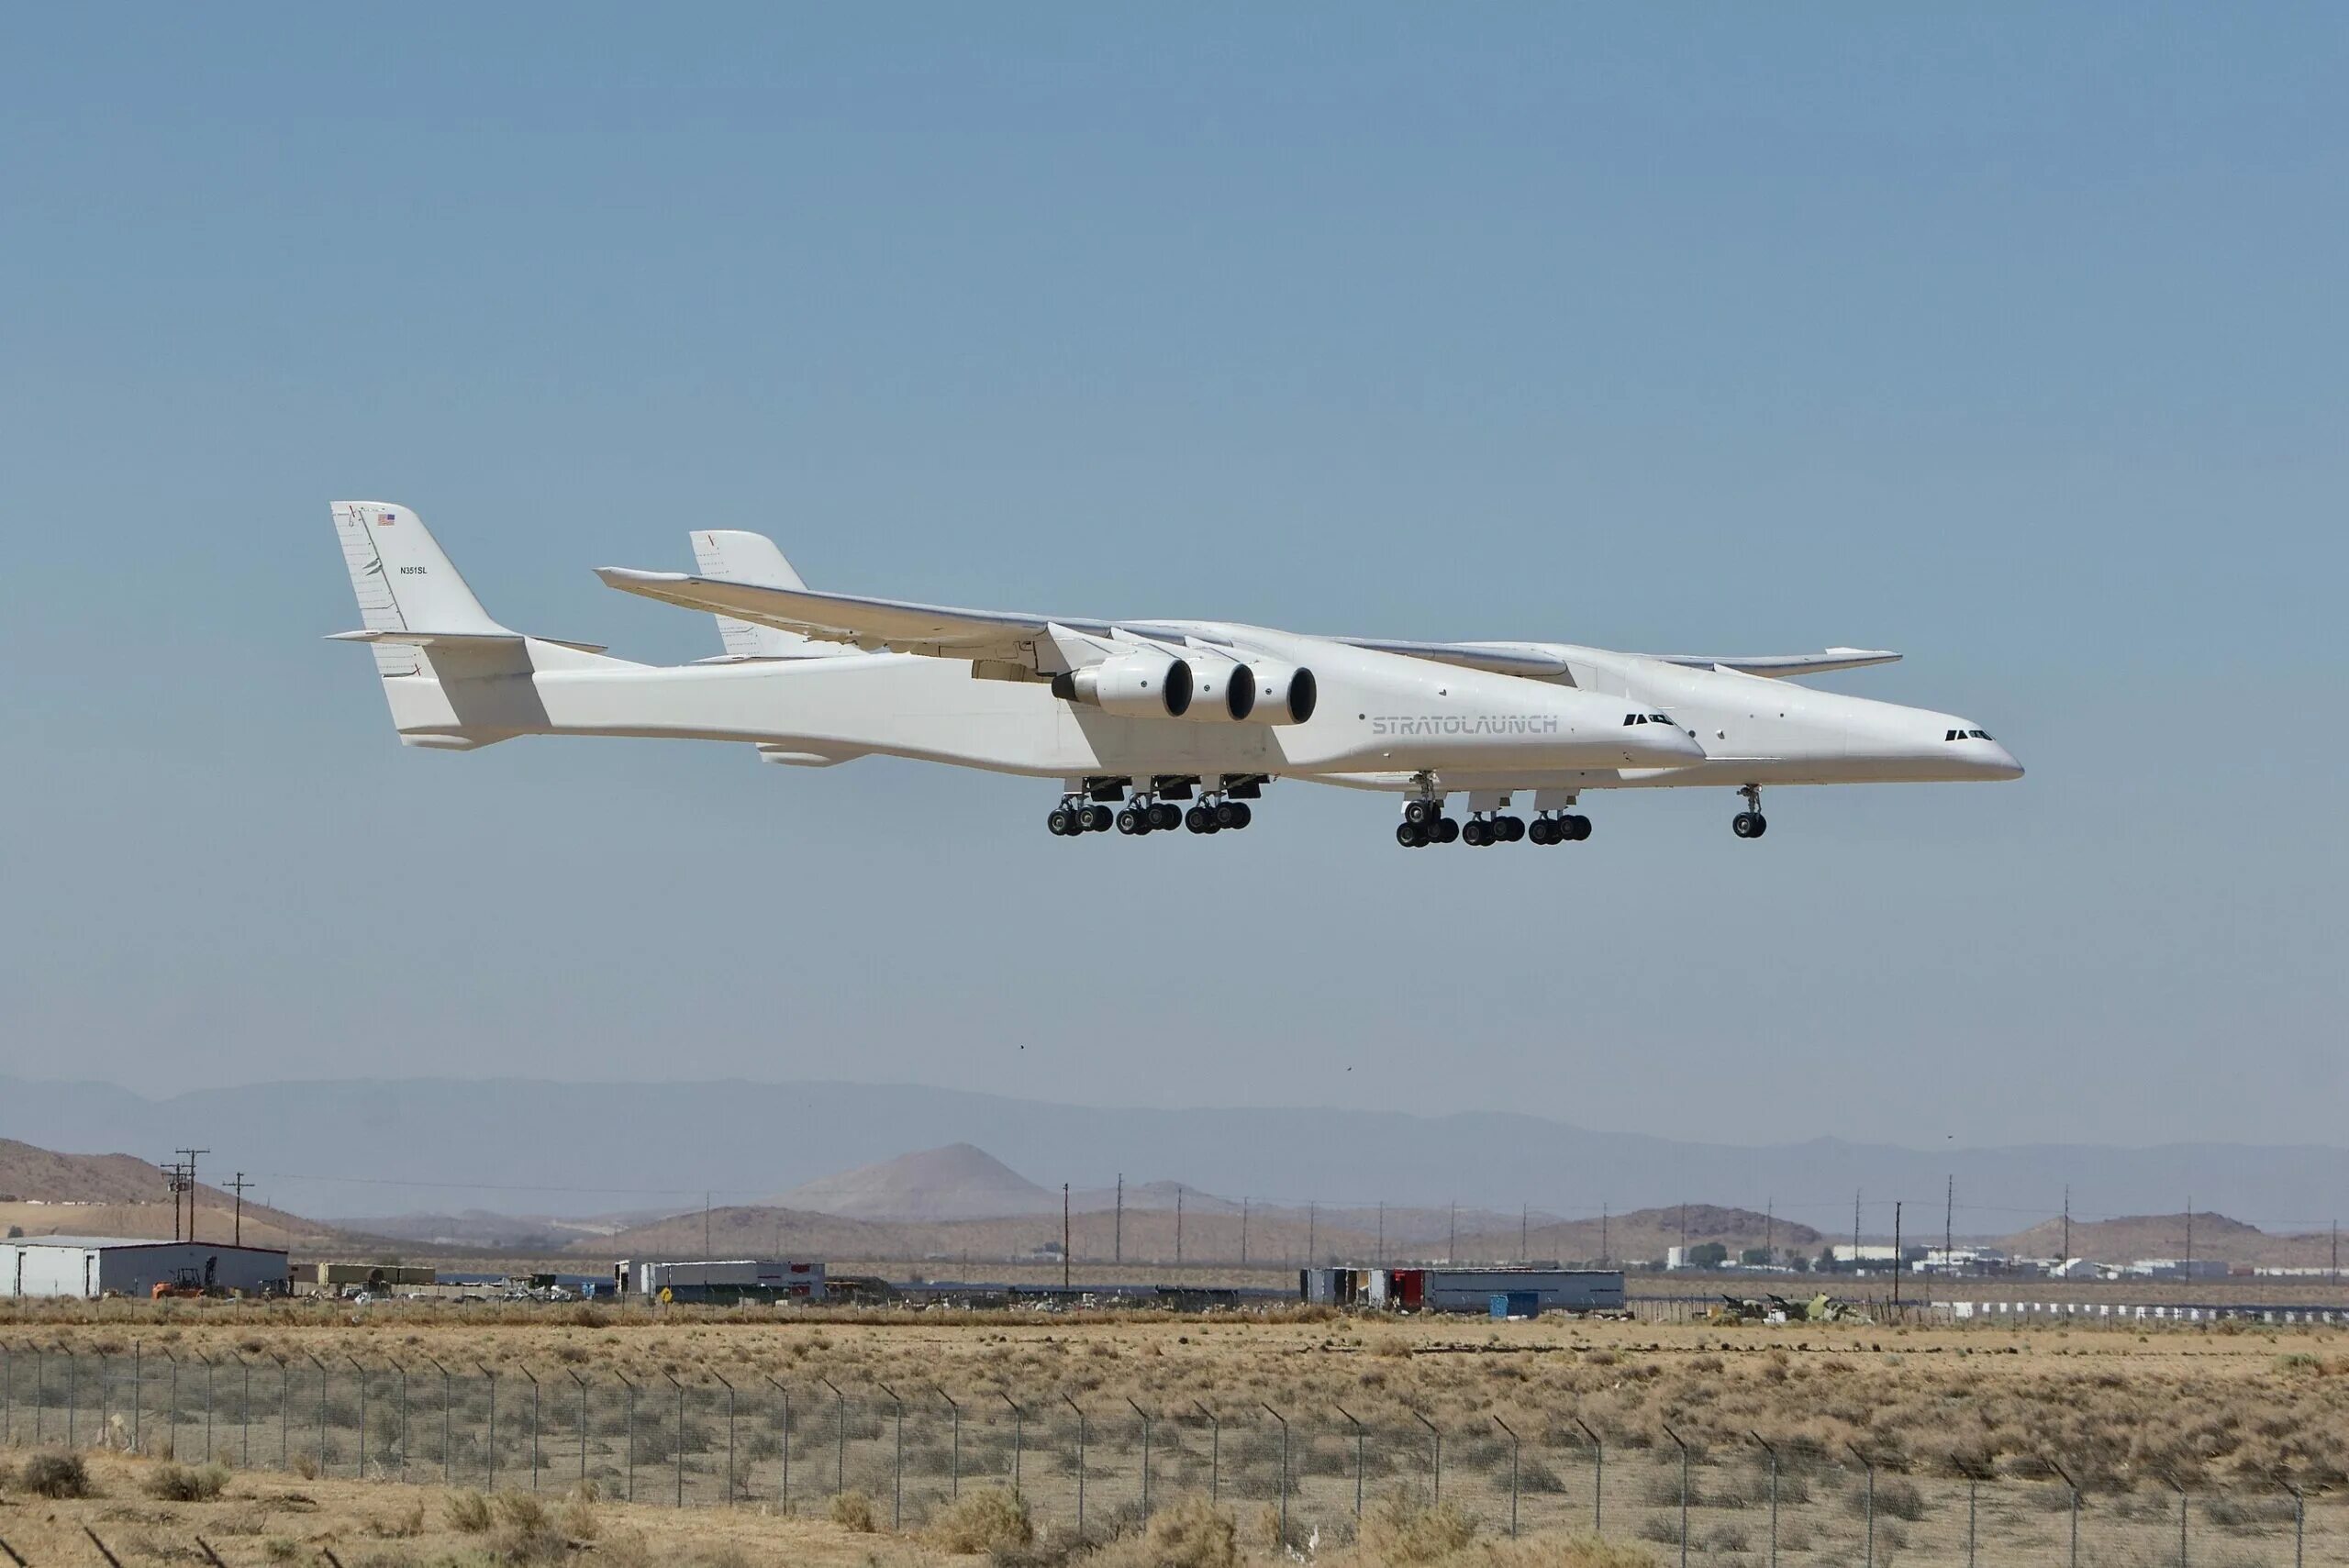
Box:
1732 784 1768 840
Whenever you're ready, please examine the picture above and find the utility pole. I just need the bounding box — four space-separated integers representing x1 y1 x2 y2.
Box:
1520 1203 1529 1262
161 1161 184 1241
2185 1195 2193 1278
1376 1202 1385 1264
175 1149 209 1242
1062 1184 1071 1290
1241 1198 1250 1266
1892 1202 1903 1308
228 1173 253 1247
1307 1202 1316 1265
1448 1202 1457 1262
2063 1184 2072 1269
1600 1203 1609 1266
1945 1174 1954 1276
1854 1189 1863 1276
1765 1198 1774 1266
1115 1174 1123 1265
704 1192 712 1257
2332 1219 2339 1289
1680 1202 1689 1262
1174 1185 1184 1266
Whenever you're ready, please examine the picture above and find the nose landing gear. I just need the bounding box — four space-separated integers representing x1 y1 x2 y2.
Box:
1732 784 1768 839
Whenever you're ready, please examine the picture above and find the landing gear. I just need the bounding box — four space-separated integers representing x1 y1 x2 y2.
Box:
1732 785 1768 840
1148 801 1181 831
1047 794 1114 836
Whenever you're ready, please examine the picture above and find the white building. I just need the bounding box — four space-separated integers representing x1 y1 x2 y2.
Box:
2123 1258 2231 1281
1 1236 289 1298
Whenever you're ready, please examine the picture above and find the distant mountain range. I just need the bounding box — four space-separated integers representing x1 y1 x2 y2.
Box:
2 1074 2343 1238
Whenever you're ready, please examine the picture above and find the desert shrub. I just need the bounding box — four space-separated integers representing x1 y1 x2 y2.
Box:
1853 1475 1925 1522
371 1499 427 1538
1076 1494 1237 1568
1467 1540 1664 1568
829 1488 878 1532
19 1451 93 1497
926 1486 1033 1553
491 1492 567 1564
445 1488 495 1532
1361 1487 1476 1563
561 1485 602 1541
144 1462 230 1501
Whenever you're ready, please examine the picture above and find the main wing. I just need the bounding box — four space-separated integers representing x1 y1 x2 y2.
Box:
1335 637 1898 680
596 567 1094 663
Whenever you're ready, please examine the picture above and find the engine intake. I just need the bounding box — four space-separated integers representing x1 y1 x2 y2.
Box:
1052 653 1194 718
1242 661 1318 724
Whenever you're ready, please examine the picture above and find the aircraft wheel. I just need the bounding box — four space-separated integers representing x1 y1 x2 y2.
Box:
1463 819 1491 847
1529 817 1558 846
1432 817 1459 844
1083 805 1111 832
1498 815 1525 842
1403 798 1436 826
1733 810 1765 839
1568 814 1593 840
1186 806 1211 834
1396 821 1427 847
1149 802 1180 831
1047 808 1074 836
1214 800 1243 828
1227 802 1252 829
1117 807 1143 835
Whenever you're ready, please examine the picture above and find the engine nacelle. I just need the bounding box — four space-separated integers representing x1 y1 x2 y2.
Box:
1052 653 1194 718
1175 651 1256 722
1239 660 1318 724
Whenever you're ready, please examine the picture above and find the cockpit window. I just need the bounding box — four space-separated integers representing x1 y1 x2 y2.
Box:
1946 728 1996 741
1626 712 1675 727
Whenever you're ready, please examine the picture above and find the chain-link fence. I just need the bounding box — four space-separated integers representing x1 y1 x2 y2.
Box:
0 1345 2338 1564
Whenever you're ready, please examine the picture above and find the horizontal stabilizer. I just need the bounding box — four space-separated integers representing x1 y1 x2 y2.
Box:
328 629 610 654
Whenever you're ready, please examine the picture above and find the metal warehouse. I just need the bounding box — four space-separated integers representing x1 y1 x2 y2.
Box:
0 1236 290 1299
1302 1265 1625 1314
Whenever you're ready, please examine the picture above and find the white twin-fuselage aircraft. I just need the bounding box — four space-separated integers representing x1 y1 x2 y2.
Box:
330 502 2021 846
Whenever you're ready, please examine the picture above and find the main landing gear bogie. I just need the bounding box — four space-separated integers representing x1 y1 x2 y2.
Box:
1052 779 1256 839
1397 799 1587 849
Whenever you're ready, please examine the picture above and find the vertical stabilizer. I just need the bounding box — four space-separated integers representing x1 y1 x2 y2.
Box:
689 530 841 658
332 501 513 675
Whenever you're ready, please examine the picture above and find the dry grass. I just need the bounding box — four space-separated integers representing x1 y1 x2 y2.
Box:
7 1304 2349 1491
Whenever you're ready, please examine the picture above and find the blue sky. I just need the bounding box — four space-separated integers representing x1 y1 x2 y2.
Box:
2 6 2343 1148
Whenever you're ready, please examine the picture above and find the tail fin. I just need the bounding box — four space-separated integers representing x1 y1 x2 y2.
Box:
328 501 620 751
332 501 513 676
688 530 841 659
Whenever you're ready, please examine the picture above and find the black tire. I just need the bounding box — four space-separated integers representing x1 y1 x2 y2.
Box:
1529 818 1556 845
1396 821 1427 847
1215 801 1241 828
1499 816 1525 842
1117 808 1142 835
1186 806 1211 833
1569 814 1593 840
1229 802 1252 829
1463 820 1490 847
1048 808 1072 836
1150 803 1180 831
1434 817 1460 843
1404 799 1434 826
1750 812 1768 838
1083 805 1108 832
1733 811 1758 839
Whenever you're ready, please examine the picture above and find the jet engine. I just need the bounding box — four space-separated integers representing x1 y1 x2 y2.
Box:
1241 660 1318 724
1174 651 1256 722
1052 652 1194 718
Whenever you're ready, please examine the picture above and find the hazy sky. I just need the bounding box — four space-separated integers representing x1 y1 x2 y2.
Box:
4 6 2343 1149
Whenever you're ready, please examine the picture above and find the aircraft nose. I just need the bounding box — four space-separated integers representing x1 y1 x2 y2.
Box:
1636 724 1709 766
1985 740 2024 781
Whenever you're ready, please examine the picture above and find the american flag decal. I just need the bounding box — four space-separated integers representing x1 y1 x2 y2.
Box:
377 512 396 526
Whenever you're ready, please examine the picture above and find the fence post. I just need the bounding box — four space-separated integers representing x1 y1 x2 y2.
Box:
1063 1395 1087 1538
618 1373 638 1504
2044 1456 2081 1568
662 1373 684 1507
566 1370 587 1490
96 1351 109 1450
1574 1417 1603 1534
1336 1404 1365 1518
520 1369 540 1494
878 1383 905 1530
1193 1401 1220 1505
63 1345 74 1450
306 1353 327 1476
1847 1442 1876 1568
33 1345 43 1446
1410 1408 1441 1506
427 1358 451 1486
932 1386 960 1499
397 1362 411 1483
1126 1398 1152 1522
818 1379 844 1498
2 1343 11 1448
482 1365 499 1495
239 1356 251 1470
2165 1472 2187 1568
350 1358 366 1478
1002 1393 1024 1496
1666 1424 1693 1568
1749 1432 1778 1568
763 1376 788 1509
275 1356 289 1471
205 1354 218 1463
1966 1466 1979 1568
709 1372 732 1506
1262 1404 1289 1551
2277 1473 2304 1568
130 1342 139 1453
1493 1416 1520 1540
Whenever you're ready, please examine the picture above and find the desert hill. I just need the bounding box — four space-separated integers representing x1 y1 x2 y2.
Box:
1998 1210 2338 1269
0 1139 345 1251
773 1143 1058 1221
